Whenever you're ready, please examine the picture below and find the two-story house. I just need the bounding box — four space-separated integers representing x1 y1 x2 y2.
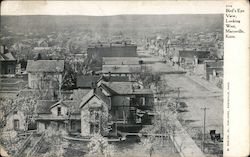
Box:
0 45 17 75
35 100 80 133
79 80 154 137
26 60 64 89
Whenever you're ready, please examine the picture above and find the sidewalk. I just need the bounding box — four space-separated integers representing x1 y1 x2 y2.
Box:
171 119 206 157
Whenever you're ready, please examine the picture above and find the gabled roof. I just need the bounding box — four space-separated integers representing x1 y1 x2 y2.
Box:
50 100 67 109
179 50 210 59
100 81 154 96
37 38 48 46
101 82 133 95
0 52 16 61
98 76 130 83
102 57 140 65
102 65 142 74
33 47 51 51
76 75 101 88
79 88 110 108
35 100 57 114
26 60 64 72
0 55 5 60
35 100 80 114
63 100 80 114
205 60 223 68
133 89 154 95
4 52 16 60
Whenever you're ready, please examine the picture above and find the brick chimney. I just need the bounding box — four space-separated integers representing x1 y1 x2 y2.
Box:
108 71 111 81
0 45 7 54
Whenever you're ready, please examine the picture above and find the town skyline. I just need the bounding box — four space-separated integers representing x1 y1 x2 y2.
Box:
0 14 223 157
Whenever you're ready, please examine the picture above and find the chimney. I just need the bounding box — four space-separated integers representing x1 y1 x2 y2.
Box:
0 46 4 54
91 81 96 89
1 45 7 54
132 85 135 92
108 71 111 81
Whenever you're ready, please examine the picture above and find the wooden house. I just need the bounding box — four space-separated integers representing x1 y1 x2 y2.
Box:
26 60 64 89
0 46 17 75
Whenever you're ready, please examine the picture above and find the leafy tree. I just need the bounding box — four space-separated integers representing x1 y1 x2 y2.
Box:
87 134 115 157
140 98 178 145
43 132 68 157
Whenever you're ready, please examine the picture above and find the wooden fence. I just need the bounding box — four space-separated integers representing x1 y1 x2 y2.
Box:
26 133 45 157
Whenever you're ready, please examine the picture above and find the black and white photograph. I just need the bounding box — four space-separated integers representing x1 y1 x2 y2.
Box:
0 1 234 157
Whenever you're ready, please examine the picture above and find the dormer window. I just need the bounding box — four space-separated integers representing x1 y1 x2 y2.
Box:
57 107 62 116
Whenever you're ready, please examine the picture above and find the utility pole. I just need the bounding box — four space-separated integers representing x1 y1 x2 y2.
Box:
201 107 209 152
176 87 180 109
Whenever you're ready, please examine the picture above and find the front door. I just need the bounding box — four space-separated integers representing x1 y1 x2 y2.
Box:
13 119 19 130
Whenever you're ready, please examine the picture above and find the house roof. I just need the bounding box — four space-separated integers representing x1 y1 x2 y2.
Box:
35 100 57 114
76 75 101 88
205 60 223 68
140 57 164 63
33 47 51 51
179 50 210 59
102 65 142 74
79 88 111 108
100 76 130 82
37 38 48 46
101 82 133 95
36 100 80 114
0 52 16 61
102 57 140 65
26 60 64 72
58 100 80 114
50 100 66 109
101 82 154 95
132 89 154 95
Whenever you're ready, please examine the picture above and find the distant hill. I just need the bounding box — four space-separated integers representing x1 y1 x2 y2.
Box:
0 14 223 35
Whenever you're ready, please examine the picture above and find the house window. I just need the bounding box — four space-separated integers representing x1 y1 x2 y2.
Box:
13 111 18 115
45 122 50 129
71 121 76 131
90 123 100 134
95 112 100 120
13 119 19 130
57 107 62 116
140 97 145 106
57 123 60 131
89 110 100 123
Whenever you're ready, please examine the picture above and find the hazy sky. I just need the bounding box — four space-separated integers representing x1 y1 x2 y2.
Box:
1 1 225 16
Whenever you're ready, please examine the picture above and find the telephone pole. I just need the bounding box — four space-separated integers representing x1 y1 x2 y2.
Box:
176 87 180 109
201 107 209 152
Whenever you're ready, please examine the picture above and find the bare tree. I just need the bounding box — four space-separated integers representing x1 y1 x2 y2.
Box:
0 95 37 131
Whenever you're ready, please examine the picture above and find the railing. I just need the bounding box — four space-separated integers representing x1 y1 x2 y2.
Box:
26 133 45 157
